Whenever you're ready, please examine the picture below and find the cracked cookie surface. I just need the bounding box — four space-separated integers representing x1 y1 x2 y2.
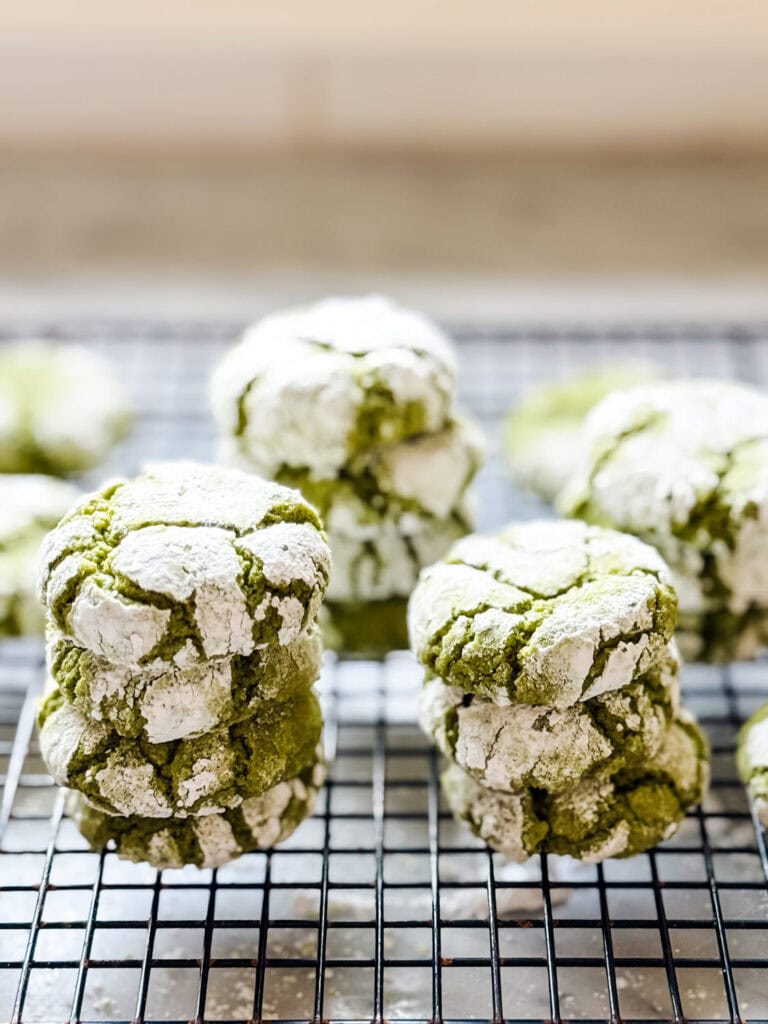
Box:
0 340 131 475
442 714 709 862
558 380 768 659
70 750 327 869
39 683 323 818
737 704 768 827
48 625 323 743
0 475 80 637
505 362 659 502
420 643 680 794
211 295 457 479
37 462 331 667
408 519 677 707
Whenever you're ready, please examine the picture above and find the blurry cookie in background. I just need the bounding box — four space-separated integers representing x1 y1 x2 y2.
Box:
0 474 80 637
0 340 132 476
559 379 768 662
504 361 660 502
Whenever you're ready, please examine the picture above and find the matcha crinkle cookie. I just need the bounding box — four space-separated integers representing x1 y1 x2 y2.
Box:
38 462 332 666
213 297 485 655
0 339 131 475
737 704 768 826
412 516 708 862
558 379 768 662
211 295 458 479
442 715 709 862
39 683 322 818
47 625 323 743
409 519 677 707
0 475 80 637
505 361 660 502
37 461 329 867
420 643 680 795
69 750 327 870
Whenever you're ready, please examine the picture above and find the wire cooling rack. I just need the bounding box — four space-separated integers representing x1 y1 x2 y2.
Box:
2 321 768 1024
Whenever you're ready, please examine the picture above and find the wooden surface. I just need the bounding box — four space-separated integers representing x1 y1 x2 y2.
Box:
1 151 766 279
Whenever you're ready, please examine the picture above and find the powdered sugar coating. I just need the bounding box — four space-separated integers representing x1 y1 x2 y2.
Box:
408 519 677 707
37 462 331 666
211 296 457 478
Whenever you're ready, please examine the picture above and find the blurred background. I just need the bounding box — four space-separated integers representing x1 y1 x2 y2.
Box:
2 1 768 318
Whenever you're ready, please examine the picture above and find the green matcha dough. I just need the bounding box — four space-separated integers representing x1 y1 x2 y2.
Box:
408 519 677 707
320 598 410 656
211 295 458 480
0 475 80 637
420 643 680 794
47 625 323 743
37 461 331 667
38 683 323 818
70 750 327 869
737 703 768 826
558 379 768 664
0 339 132 475
442 714 709 862
505 361 660 502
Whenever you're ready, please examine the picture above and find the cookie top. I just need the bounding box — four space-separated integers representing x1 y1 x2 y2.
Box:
39 684 323 818
505 362 659 502
559 380 768 619
211 296 457 478
71 751 327 869
38 462 331 666
737 703 768 824
0 340 131 475
420 643 680 793
442 714 709 862
408 519 677 707
48 624 323 743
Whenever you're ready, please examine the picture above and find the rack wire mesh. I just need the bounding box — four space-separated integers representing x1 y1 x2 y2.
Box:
1 320 768 1023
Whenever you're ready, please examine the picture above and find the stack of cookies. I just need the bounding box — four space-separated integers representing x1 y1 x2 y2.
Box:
410 520 710 862
35 462 332 870
211 295 485 655
558 379 768 663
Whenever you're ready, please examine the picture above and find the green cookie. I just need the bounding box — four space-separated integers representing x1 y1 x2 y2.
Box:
0 474 79 637
70 751 326 869
409 519 677 707
558 379 768 664
0 340 132 476
505 361 659 501
442 714 709 862
38 684 323 818
48 625 323 743
38 462 331 667
420 643 680 794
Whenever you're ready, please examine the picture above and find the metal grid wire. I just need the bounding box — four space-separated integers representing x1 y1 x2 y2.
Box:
2 320 768 1023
